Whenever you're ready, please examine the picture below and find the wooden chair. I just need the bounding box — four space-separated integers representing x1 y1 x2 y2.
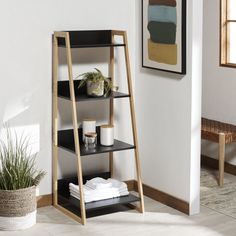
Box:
201 118 236 186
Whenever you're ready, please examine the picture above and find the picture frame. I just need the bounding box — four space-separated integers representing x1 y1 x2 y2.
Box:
142 0 186 74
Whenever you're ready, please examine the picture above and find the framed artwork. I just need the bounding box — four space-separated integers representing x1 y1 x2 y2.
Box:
142 0 186 74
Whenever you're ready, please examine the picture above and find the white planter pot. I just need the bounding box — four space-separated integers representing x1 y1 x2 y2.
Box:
0 211 36 231
0 186 36 230
86 80 104 97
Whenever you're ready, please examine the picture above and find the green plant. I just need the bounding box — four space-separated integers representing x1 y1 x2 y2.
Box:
76 68 118 96
0 128 46 190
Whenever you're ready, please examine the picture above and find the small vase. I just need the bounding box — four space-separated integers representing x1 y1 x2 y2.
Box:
86 80 104 97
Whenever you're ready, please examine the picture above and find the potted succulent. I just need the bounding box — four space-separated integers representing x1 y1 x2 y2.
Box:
77 68 118 97
0 128 45 231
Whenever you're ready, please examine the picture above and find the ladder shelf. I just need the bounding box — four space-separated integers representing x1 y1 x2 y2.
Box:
52 30 144 225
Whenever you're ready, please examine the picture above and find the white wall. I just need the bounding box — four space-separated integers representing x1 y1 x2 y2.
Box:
0 0 136 195
135 0 202 214
202 0 236 165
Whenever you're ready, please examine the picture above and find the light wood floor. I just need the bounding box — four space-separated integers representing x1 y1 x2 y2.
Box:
0 195 235 236
201 167 236 219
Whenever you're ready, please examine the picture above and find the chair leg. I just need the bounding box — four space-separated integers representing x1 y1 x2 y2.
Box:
219 133 225 187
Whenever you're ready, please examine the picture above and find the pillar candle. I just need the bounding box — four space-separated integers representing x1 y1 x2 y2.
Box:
100 125 114 146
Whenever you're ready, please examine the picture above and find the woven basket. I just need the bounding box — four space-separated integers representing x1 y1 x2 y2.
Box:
0 186 36 230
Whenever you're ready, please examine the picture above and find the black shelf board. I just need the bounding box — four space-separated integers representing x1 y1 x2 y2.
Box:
59 193 139 211
58 80 130 102
57 30 125 48
58 127 135 156
58 174 140 217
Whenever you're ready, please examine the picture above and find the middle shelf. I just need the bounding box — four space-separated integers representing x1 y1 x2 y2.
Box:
58 80 130 102
58 127 135 156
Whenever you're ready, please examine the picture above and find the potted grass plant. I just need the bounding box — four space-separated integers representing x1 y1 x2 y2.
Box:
77 68 118 97
0 128 45 231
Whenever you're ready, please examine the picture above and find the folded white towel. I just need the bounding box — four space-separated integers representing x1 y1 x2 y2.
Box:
107 178 127 190
70 189 120 203
69 178 129 203
70 193 114 203
85 177 112 190
116 187 128 192
71 189 119 198
71 190 129 203
69 188 120 199
119 190 129 196
69 183 120 196
85 178 128 192
69 184 92 195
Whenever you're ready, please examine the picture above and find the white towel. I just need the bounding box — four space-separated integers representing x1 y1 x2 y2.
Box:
107 178 127 191
85 177 112 190
69 183 120 196
69 187 120 198
70 190 119 203
69 178 129 203
85 178 128 192
119 190 129 196
70 188 120 203
69 183 122 203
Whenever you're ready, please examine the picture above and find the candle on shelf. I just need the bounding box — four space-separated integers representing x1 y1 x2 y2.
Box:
82 119 96 142
100 125 114 146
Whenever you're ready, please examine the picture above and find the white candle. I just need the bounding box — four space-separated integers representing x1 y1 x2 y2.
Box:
82 119 96 142
100 125 114 146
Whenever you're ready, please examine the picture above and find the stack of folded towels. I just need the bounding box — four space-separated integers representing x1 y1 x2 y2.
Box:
69 177 129 203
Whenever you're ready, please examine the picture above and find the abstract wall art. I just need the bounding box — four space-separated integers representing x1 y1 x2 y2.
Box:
142 0 186 74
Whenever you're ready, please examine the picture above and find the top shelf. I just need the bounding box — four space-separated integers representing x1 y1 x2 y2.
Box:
57 30 125 48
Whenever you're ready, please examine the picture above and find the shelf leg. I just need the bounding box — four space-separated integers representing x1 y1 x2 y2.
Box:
120 31 145 213
64 33 87 225
52 35 59 206
109 33 115 178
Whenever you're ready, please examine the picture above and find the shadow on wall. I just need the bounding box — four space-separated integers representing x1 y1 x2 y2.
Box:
0 88 42 154
0 78 51 195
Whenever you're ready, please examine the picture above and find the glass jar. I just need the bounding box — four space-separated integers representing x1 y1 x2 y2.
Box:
84 132 97 149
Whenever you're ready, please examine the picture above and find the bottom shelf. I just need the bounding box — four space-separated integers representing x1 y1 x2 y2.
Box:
58 173 140 218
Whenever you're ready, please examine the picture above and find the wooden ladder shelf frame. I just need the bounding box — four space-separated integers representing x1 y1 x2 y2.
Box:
52 30 145 225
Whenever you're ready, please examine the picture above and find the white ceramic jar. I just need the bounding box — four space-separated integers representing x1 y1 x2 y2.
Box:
100 125 114 146
82 119 96 142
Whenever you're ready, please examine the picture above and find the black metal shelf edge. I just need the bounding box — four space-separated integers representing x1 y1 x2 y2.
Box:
59 193 139 211
58 80 130 102
58 127 135 156
57 30 125 48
